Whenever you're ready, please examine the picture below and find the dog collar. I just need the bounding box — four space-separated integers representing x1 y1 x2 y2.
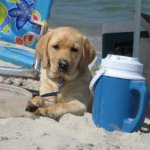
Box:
40 77 64 98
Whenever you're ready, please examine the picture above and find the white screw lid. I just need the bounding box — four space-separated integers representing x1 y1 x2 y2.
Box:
101 54 143 73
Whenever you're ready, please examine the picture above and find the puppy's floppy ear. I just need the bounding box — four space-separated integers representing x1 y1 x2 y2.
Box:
78 36 96 73
36 32 52 69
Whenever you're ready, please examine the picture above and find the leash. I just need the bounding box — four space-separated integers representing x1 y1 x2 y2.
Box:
41 92 58 97
40 77 64 98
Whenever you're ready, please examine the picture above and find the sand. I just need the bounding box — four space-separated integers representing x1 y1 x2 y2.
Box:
0 61 150 150
0 113 150 150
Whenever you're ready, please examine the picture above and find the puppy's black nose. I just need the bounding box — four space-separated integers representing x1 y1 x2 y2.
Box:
59 59 69 72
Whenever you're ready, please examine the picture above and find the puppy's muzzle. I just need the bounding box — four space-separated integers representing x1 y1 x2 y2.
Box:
58 59 69 72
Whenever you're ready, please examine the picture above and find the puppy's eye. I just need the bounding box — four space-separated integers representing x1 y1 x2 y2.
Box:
71 47 78 53
52 44 59 50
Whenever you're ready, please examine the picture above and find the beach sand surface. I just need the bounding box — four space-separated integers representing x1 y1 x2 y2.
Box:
0 113 150 150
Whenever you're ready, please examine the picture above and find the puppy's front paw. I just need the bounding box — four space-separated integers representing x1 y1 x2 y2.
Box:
35 108 48 116
25 103 38 112
26 96 44 112
34 103 64 120
46 103 64 120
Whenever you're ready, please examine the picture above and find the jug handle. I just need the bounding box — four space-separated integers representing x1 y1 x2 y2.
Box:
122 81 148 132
89 69 105 94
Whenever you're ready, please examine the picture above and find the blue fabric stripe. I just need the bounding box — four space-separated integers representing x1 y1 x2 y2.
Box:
0 46 34 68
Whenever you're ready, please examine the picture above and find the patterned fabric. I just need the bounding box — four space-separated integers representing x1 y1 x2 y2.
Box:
31 0 53 26
8 0 34 30
0 0 53 49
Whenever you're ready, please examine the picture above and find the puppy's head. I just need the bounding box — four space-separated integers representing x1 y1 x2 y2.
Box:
36 27 95 80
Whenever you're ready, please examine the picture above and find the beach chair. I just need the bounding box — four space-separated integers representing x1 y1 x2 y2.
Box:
0 0 53 79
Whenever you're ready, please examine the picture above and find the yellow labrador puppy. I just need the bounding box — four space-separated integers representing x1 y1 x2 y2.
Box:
26 27 95 120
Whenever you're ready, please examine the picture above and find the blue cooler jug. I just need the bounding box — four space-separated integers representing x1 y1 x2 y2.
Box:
90 55 149 132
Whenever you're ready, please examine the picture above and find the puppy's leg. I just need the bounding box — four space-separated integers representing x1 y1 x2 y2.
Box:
35 100 86 120
26 96 44 112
